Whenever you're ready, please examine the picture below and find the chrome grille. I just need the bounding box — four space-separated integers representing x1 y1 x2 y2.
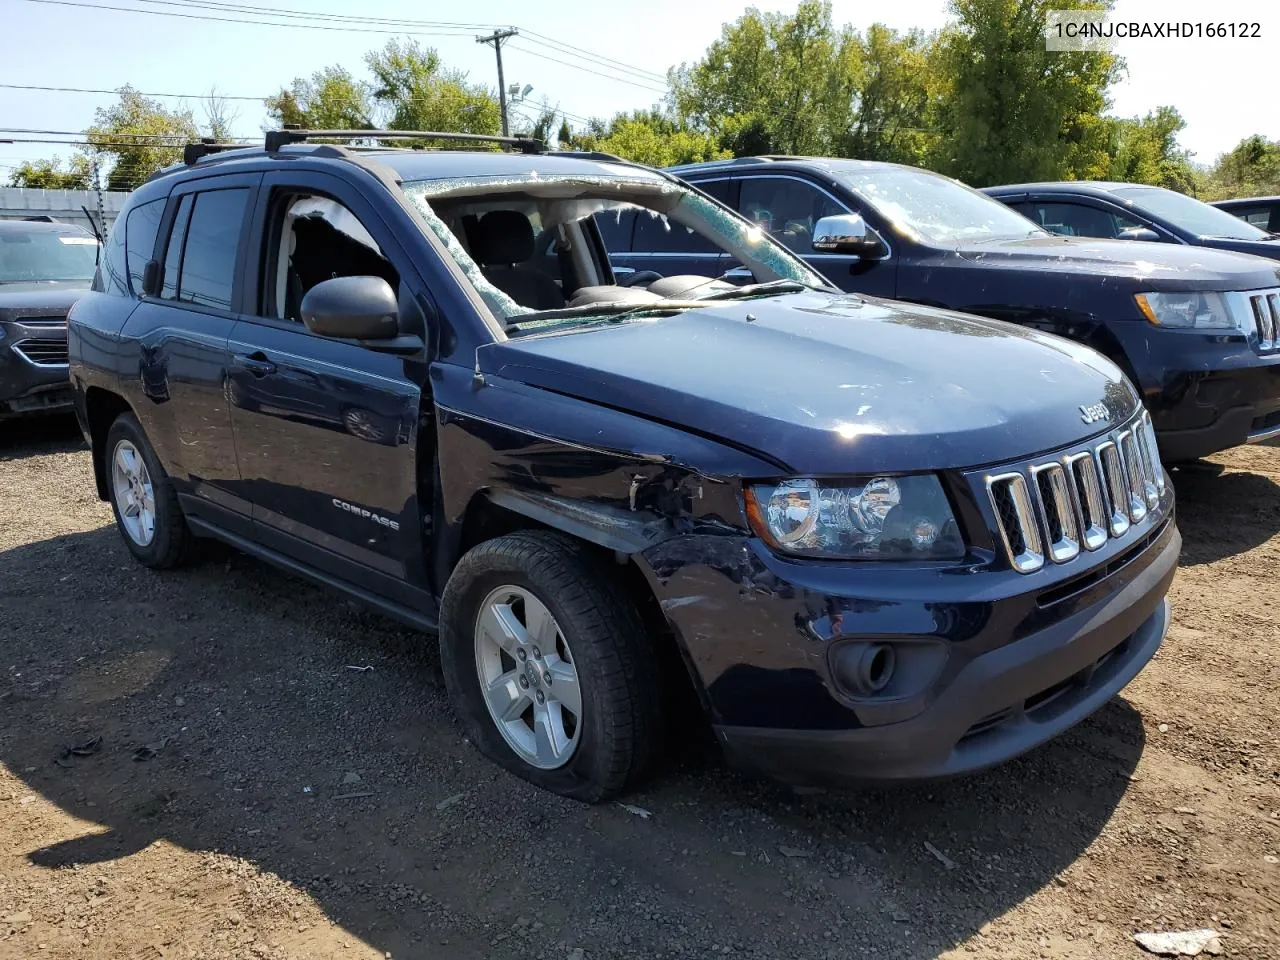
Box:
12 337 69 365
14 316 66 330
986 410 1165 574
1249 292 1279 352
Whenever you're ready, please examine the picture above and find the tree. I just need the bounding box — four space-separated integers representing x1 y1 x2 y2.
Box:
669 2 944 163
1107 107 1196 193
1203 135 1280 201
84 87 200 190
202 89 240 142
834 25 945 165
6 156 95 190
932 0 1121 186
671 1 844 156
566 110 729 167
365 39 499 141
264 66 373 131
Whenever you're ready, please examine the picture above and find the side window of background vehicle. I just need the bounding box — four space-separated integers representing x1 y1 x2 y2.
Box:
738 177 847 253
1016 201 1142 239
159 188 249 310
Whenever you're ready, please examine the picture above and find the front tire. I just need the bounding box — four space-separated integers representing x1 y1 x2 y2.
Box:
105 413 194 569
439 531 661 801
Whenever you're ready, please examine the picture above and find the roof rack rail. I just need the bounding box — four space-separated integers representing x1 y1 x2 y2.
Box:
263 129 545 154
545 149 626 164
184 139 251 165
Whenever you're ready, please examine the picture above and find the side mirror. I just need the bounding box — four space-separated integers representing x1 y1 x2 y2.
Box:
301 276 399 340
1116 226 1161 242
812 214 887 258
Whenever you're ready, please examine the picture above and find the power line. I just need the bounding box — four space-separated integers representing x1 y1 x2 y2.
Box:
518 29 667 83
15 0 487 37
506 44 667 95
151 0 669 84
18 0 672 95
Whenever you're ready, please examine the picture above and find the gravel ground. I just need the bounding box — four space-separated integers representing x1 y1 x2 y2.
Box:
0 416 1277 960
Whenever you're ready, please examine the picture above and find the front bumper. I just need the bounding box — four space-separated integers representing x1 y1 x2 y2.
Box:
641 500 1178 786
0 320 71 418
1111 324 1280 460
718 534 1175 784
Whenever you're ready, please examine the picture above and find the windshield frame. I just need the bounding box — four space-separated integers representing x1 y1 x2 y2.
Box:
826 162 1049 246
398 172 835 340
1109 185 1271 241
0 227 99 284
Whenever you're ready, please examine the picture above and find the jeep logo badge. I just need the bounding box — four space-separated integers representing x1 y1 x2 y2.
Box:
1079 402 1110 425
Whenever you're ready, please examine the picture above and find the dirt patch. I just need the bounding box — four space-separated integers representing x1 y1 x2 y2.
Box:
1 416 1277 959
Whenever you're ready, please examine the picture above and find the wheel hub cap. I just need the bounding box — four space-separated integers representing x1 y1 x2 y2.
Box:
111 439 157 547
474 585 582 770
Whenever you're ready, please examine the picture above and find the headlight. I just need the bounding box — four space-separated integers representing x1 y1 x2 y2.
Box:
744 475 965 560
1135 291 1240 330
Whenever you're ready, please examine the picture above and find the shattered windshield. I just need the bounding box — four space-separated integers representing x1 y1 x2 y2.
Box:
399 174 831 334
829 163 1047 244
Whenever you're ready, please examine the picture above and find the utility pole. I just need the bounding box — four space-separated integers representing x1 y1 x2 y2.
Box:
476 27 518 136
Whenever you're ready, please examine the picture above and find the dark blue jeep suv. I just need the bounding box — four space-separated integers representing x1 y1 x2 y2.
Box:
68 133 1178 799
653 158 1280 461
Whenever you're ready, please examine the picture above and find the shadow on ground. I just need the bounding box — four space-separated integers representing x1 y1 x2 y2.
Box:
0 414 84 458
0 519 1145 960
1170 460 1280 566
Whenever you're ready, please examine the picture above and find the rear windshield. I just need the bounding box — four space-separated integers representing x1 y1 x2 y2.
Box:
1111 187 1271 241
0 229 98 283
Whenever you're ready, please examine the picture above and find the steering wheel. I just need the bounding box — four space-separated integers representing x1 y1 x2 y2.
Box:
617 270 663 287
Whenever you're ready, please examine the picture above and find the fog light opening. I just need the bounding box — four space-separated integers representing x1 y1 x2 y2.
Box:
858 643 896 694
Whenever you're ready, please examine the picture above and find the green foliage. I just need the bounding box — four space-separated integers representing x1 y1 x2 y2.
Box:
366 39 500 142
264 66 373 130
85 87 200 191
933 0 1122 186
566 110 729 167
6 156 95 190
1107 107 1197 193
669 2 944 164
1202 135 1280 201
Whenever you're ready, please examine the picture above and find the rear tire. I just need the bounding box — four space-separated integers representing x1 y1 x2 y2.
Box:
104 413 194 569
439 531 661 801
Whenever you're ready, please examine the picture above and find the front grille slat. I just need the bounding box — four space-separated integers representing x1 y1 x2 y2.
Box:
1250 291 1280 353
1117 430 1148 523
14 316 66 330
12 337 69 366
1065 451 1108 551
1030 462 1080 563
986 410 1164 574
987 473 1045 573
1096 440 1131 538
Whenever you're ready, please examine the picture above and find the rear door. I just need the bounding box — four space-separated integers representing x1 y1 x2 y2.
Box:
605 178 732 282
227 169 428 598
732 173 898 296
118 173 259 531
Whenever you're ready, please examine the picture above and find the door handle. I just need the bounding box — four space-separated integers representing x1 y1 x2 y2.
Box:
232 352 276 377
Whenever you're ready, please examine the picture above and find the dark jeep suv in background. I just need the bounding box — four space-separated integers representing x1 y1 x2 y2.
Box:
69 132 1177 799
646 157 1280 461
0 219 99 420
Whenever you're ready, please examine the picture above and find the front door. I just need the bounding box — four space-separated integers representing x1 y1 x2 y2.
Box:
227 171 428 595
604 179 732 283
733 174 898 297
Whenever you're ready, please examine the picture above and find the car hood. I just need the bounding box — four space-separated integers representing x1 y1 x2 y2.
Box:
954 236 1280 290
478 292 1139 475
0 280 91 320
1194 236 1280 263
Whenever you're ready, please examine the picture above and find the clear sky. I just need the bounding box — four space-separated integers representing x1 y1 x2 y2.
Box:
1 0 1277 181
